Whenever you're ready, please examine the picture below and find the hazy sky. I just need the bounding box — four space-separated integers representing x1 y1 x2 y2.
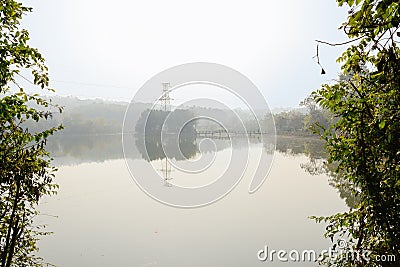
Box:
21 0 349 108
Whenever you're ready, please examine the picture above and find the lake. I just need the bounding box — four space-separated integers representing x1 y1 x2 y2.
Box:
37 135 347 267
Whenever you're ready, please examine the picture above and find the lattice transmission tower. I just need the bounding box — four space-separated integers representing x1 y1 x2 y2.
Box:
159 82 173 186
160 82 171 112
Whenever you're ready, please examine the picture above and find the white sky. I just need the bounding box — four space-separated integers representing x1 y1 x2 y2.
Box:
21 0 349 108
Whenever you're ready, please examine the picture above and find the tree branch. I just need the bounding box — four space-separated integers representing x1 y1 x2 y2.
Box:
315 36 364 47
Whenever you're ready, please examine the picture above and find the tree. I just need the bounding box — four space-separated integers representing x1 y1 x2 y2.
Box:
311 0 400 266
300 95 334 135
273 111 308 135
0 1 62 266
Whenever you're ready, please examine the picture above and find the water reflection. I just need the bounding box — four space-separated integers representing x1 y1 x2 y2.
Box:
39 134 348 267
47 133 358 208
48 134 325 165
135 133 198 162
47 133 234 165
47 134 129 166
47 134 323 165
274 136 359 209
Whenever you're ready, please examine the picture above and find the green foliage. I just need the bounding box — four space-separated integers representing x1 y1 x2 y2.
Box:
311 0 400 266
0 1 62 266
301 95 335 136
273 107 333 137
135 109 197 136
273 111 310 135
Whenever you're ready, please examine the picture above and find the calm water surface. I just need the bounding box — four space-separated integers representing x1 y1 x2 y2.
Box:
38 135 347 267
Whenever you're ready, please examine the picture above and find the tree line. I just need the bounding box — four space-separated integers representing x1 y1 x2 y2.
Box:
22 96 334 137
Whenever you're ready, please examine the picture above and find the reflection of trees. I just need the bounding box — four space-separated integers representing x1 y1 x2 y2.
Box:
46 134 141 165
276 136 360 209
323 163 360 209
48 134 121 158
303 159 360 209
48 132 360 208
197 139 230 154
135 134 198 162
275 136 326 158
